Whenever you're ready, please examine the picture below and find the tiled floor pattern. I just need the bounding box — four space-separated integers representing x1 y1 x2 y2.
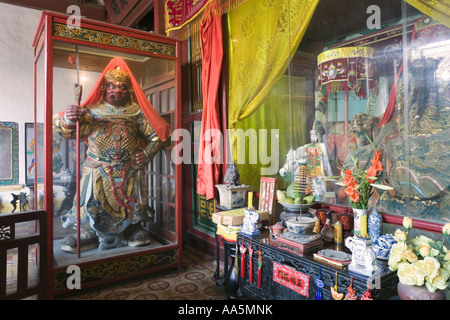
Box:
58 245 228 300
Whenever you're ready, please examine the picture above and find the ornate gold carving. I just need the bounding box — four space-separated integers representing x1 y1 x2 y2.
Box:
52 23 176 57
105 67 131 83
53 249 178 290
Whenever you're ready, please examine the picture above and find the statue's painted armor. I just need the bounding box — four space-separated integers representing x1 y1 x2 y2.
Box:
53 99 160 237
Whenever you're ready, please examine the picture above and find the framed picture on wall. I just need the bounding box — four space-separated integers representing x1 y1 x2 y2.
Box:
0 121 19 186
25 122 44 186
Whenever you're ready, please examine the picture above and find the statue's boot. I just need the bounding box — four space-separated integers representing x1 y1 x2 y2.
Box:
60 233 99 253
127 227 151 247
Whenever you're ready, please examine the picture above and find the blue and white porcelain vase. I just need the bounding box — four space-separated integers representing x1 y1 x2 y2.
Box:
368 207 382 242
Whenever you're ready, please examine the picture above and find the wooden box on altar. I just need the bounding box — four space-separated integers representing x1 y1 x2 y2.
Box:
274 236 324 256
213 208 270 226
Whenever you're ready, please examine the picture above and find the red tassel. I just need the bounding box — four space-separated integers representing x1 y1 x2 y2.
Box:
257 244 262 288
249 240 254 284
240 239 247 279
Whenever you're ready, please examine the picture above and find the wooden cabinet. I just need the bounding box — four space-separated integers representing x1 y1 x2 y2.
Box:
32 11 182 298
236 232 398 300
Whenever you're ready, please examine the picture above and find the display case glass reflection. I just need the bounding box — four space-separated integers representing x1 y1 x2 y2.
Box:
241 3 450 227
313 15 450 224
25 122 44 186
49 37 177 266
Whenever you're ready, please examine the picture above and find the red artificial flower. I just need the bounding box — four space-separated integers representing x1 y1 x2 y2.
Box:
371 160 384 172
367 166 378 183
343 170 353 185
372 150 381 162
347 179 358 189
345 185 360 203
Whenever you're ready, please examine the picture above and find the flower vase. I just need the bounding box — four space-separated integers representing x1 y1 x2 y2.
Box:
397 282 446 300
352 208 369 237
368 207 382 242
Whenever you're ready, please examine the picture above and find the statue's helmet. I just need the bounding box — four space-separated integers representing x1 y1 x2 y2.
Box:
103 67 134 92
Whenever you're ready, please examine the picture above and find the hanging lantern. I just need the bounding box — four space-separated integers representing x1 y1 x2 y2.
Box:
317 46 378 99
316 46 378 157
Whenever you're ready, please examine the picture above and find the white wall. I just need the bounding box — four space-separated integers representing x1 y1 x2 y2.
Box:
0 3 41 185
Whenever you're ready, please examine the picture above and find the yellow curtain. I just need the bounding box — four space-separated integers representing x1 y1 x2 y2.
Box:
227 0 318 132
227 0 318 190
405 0 450 27
235 76 308 190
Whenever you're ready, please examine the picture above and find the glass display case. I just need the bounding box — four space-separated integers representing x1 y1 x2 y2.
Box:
232 1 448 233
313 12 449 227
224 0 448 300
32 11 182 297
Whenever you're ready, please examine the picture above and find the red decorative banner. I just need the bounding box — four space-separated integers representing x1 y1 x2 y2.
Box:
273 262 309 297
165 0 209 31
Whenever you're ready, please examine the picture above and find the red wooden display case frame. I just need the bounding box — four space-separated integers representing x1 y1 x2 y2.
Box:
32 11 183 298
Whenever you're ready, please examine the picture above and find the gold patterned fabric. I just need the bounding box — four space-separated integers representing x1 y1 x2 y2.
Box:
53 99 158 235
227 0 318 137
227 0 318 189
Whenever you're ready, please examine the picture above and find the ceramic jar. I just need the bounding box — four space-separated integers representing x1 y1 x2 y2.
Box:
337 212 354 234
270 222 284 237
373 234 395 260
368 207 382 242
315 209 327 226
397 282 446 300
285 216 316 235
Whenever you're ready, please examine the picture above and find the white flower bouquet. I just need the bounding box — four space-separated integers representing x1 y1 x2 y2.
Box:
388 217 450 292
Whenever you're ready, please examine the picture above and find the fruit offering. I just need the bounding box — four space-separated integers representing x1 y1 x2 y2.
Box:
277 182 315 204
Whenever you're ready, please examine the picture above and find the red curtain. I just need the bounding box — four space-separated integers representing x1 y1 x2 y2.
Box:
379 24 417 128
196 0 223 200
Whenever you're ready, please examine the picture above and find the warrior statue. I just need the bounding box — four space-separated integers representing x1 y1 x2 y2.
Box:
53 57 170 253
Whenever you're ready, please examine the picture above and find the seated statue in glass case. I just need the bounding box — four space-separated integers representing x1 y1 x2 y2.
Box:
53 57 170 253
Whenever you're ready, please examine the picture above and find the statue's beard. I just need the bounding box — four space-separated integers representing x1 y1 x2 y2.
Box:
107 94 129 107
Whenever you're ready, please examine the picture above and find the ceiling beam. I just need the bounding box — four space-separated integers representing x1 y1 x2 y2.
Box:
111 0 154 28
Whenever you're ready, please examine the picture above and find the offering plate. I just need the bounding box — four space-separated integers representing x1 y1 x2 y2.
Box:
278 201 315 212
316 249 352 262
280 231 322 244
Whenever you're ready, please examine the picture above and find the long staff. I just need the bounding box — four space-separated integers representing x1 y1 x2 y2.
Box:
74 46 83 258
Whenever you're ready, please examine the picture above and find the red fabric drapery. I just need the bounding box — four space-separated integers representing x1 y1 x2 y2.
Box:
378 22 417 127
196 0 223 200
80 56 171 141
378 63 403 127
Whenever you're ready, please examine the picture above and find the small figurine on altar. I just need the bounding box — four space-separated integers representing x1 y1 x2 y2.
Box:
305 129 331 200
279 129 332 201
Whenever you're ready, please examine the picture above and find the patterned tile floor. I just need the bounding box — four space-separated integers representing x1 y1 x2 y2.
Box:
57 245 228 300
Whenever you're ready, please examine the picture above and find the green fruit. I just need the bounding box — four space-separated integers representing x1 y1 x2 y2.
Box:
294 197 302 204
277 190 286 201
286 182 300 199
303 195 315 204
283 197 294 204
